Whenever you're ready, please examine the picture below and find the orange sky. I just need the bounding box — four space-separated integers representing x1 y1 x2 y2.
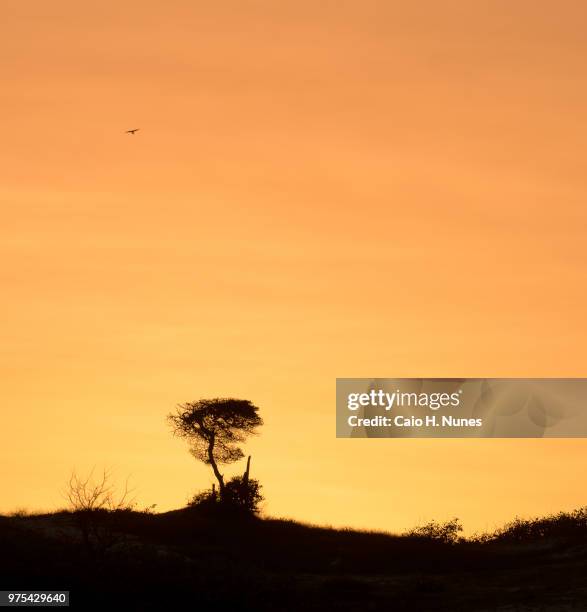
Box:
1 1 586 534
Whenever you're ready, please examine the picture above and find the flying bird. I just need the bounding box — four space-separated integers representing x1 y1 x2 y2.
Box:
125 128 140 135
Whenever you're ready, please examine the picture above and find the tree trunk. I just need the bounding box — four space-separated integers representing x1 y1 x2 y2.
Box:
207 438 225 496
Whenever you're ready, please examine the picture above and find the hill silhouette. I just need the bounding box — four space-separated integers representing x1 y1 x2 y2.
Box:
2 506 586 610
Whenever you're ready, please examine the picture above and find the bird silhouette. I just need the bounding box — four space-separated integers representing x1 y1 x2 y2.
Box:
125 128 140 135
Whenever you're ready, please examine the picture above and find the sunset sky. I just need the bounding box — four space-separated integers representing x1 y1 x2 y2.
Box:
1 1 586 534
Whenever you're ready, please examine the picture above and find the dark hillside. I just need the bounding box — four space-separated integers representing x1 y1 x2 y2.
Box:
1 509 586 610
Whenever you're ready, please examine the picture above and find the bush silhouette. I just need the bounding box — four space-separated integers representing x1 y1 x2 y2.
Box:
188 476 263 516
475 507 587 543
224 475 264 513
406 518 463 544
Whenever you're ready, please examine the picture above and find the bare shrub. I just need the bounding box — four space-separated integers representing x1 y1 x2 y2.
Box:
64 468 134 513
63 468 136 558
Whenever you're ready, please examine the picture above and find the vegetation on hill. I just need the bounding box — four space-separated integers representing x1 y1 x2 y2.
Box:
1 505 585 611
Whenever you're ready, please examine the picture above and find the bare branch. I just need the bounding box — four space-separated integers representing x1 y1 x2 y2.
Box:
63 468 136 513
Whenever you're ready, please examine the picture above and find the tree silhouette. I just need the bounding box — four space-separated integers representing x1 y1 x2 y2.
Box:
168 398 263 499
